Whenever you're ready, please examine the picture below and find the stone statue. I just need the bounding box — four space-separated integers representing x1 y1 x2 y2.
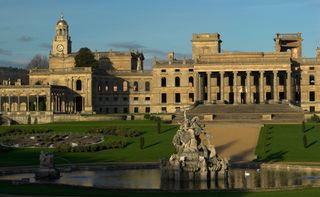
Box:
166 110 226 173
35 151 60 179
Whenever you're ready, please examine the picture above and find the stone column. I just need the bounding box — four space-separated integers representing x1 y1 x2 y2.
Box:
17 95 20 112
246 71 251 104
259 71 264 103
51 95 54 112
220 71 224 103
46 95 51 112
207 72 211 103
8 95 11 112
62 96 66 113
233 71 238 104
27 95 29 112
287 70 292 102
199 73 204 101
36 95 39 112
0 95 2 113
273 71 278 102
195 72 199 101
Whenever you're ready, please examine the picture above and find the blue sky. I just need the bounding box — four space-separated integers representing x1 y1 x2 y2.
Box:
0 0 319 69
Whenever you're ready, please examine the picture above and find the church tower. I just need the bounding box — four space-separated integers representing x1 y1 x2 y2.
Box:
52 15 72 56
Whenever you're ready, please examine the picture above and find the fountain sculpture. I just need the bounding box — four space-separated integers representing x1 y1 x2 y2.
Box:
35 151 60 179
161 111 227 182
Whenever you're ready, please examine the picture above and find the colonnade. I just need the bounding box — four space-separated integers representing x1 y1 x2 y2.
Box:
194 70 292 104
0 94 84 114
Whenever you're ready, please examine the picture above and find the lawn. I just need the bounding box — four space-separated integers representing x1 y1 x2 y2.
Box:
1 181 320 197
0 120 178 166
255 123 320 162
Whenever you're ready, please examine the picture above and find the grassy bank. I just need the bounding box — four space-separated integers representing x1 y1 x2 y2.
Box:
0 120 178 166
1 181 320 197
255 123 320 162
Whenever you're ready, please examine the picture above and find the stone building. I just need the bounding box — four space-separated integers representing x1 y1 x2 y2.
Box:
0 16 319 120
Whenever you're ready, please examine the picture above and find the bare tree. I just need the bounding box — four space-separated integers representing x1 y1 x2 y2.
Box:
27 54 49 69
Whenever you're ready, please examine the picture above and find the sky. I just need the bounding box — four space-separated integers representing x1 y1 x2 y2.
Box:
0 0 319 69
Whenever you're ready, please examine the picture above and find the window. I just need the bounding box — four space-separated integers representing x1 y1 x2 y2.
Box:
189 93 194 102
310 67 315 70
145 107 150 113
134 107 139 113
105 97 109 101
114 108 118 113
145 97 150 101
161 93 167 103
59 29 62 36
76 80 82 91
310 106 315 112
175 77 180 87
105 81 109 91
113 83 118 92
134 97 139 101
241 75 245 86
310 75 315 85
189 69 194 72
106 108 109 114
161 69 166 73
266 74 272 86
98 82 102 92
253 75 259 86
145 81 150 91
113 97 118 101
161 77 166 87
161 107 167 112
175 69 180 72
175 93 181 103
133 81 139 91
188 77 194 87
123 107 128 113
123 81 128 91
123 97 128 101
310 91 315 101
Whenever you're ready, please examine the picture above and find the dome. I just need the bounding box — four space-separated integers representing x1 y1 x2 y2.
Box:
56 15 68 26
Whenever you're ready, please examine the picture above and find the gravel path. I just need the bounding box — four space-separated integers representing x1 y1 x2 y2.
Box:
205 123 262 162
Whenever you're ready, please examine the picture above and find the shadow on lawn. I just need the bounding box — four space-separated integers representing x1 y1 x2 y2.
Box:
305 126 315 133
160 126 178 134
144 141 160 149
306 140 317 148
256 151 288 162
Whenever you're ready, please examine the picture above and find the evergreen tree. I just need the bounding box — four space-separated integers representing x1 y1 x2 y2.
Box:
75 47 98 68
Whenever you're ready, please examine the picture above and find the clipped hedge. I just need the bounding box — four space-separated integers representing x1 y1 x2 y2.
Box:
0 128 52 137
54 139 127 153
87 127 141 137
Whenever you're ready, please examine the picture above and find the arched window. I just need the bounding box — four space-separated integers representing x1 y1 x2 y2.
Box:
161 77 166 87
113 83 118 92
123 81 128 92
105 81 109 92
175 77 180 87
98 81 102 92
145 81 150 91
188 76 194 87
310 75 315 85
133 81 139 91
76 80 82 91
59 29 62 36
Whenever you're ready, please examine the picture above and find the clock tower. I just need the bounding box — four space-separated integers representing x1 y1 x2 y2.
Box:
52 15 72 56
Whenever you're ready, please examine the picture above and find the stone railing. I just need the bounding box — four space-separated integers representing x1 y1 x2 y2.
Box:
30 67 92 74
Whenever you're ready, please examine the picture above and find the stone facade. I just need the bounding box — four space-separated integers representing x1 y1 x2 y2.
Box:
0 16 319 116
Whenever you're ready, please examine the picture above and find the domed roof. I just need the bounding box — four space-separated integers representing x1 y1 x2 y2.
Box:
56 15 68 26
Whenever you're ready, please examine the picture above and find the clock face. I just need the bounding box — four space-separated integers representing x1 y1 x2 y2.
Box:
57 44 64 52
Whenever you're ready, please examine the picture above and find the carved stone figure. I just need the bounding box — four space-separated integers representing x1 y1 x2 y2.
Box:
167 110 225 173
35 151 60 179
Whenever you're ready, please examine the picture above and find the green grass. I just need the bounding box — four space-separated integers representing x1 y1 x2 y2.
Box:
255 123 320 162
0 120 178 166
1 181 320 197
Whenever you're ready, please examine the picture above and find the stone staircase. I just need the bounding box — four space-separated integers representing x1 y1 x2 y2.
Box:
177 104 304 123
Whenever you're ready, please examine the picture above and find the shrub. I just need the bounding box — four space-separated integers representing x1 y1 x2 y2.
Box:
140 136 145 149
303 134 308 148
144 114 151 120
309 114 320 123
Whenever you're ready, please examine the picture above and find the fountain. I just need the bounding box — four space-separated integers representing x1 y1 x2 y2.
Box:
161 111 228 182
35 151 60 179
